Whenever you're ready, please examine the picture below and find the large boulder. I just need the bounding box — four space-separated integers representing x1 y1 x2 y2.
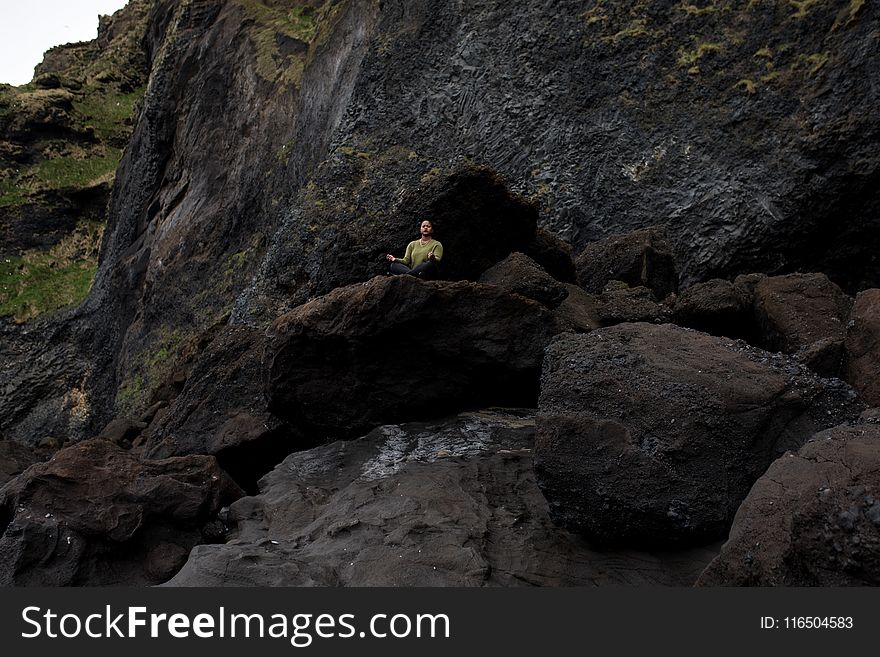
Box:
0 438 242 586
574 227 678 299
266 275 563 436
845 289 880 406
535 324 863 548
166 410 717 586
753 273 853 376
142 327 286 448
698 419 880 586
673 278 752 339
479 252 568 309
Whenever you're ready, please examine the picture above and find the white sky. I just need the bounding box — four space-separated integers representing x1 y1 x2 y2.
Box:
0 0 129 86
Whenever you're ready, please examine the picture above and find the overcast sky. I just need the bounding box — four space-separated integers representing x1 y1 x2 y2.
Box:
0 0 129 86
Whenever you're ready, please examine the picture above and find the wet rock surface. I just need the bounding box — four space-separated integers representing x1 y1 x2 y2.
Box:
0 438 242 586
535 324 863 548
698 420 880 586
167 410 718 587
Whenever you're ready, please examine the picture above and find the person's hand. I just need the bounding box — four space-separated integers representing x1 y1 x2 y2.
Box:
427 252 435 261
386 254 395 262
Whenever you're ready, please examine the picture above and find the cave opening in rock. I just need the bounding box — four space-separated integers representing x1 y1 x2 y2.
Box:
214 425 316 495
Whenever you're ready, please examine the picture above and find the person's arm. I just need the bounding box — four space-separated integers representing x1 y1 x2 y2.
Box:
401 242 414 267
429 242 443 262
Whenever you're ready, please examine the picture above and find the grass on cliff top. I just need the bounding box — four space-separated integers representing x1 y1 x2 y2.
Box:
73 88 143 141
0 222 103 322
0 147 122 208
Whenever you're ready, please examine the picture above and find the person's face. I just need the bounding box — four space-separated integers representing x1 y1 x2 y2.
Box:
420 221 433 237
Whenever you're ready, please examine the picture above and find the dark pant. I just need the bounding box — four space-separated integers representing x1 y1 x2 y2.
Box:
389 260 439 279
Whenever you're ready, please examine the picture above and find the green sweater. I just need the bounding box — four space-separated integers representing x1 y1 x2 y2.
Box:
398 239 443 267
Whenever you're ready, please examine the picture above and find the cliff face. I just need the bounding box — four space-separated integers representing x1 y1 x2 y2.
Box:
2 0 879 447
2 0 880 587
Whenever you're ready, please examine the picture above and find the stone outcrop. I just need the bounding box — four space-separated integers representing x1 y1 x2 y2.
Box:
266 275 562 436
845 289 880 406
166 411 717 587
698 419 880 586
0 438 242 586
479 252 568 309
752 273 852 376
553 284 601 333
595 281 672 326
673 278 752 339
574 226 678 299
535 324 863 548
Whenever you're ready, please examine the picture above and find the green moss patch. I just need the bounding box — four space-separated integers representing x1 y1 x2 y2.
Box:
0 221 103 322
73 89 144 141
236 1 320 84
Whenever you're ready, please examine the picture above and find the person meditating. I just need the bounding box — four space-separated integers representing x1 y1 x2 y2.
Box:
386 219 443 279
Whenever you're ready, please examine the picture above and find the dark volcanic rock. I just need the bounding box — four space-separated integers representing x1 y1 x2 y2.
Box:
575 227 678 299
0 438 242 586
698 420 880 586
6 0 880 448
479 252 568 309
389 166 539 283
166 410 718 586
535 324 863 548
753 273 852 376
0 441 39 487
266 275 562 436
673 278 752 339
845 289 880 406
522 229 577 284
237 164 540 322
553 284 602 333
595 281 672 326
96 417 147 447
141 326 297 493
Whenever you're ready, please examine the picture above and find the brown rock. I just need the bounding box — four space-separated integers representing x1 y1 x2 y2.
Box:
597 281 671 325
535 324 863 548
267 276 563 435
575 226 678 299
522 228 577 283
753 273 852 376
673 278 752 339
96 417 147 446
0 440 39 487
479 252 569 308
698 421 880 586
0 439 242 586
845 289 880 406
553 284 602 333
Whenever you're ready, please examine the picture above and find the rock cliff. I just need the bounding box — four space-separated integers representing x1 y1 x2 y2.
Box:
1 0 879 586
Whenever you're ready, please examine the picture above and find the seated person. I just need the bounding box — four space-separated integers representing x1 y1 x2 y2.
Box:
386 219 443 279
